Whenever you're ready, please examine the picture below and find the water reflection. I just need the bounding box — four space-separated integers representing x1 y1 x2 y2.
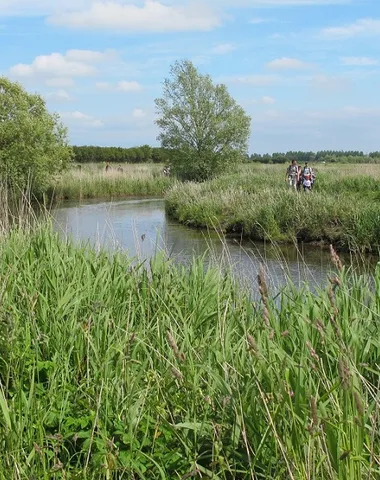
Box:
53 197 376 293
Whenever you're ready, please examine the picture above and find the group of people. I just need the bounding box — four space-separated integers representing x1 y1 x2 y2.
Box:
286 160 315 192
105 162 124 172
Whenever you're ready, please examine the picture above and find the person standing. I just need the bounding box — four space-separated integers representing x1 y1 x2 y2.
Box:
285 160 300 191
302 162 314 191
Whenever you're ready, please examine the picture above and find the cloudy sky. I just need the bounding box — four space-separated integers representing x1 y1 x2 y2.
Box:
1 0 379 153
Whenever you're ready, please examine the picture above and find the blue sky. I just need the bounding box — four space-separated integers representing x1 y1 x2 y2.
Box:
1 0 379 153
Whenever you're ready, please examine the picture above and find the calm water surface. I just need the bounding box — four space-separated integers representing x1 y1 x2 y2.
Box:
53 197 375 293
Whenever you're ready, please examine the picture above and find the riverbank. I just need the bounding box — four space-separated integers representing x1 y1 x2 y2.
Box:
47 163 174 200
0 225 378 478
165 163 380 252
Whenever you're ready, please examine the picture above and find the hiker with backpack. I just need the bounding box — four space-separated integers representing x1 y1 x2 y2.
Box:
285 160 301 191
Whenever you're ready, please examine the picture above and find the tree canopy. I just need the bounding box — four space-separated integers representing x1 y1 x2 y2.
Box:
155 60 251 181
0 77 72 195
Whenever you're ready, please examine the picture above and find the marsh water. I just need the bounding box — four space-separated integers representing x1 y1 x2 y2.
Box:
53 197 376 293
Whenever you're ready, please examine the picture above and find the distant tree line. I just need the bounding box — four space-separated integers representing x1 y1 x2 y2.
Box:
73 145 173 164
73 146 380 165
249 150 380 164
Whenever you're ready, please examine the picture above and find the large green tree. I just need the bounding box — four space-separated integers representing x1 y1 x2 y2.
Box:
155 60 251 181
0 77 72 195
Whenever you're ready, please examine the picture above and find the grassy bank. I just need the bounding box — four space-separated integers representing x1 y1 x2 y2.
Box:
47 163 174 201
0 225 379 478
166 163 380 252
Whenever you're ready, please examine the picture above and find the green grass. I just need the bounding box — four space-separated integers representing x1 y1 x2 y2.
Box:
0 225 379 479
47 163 174 201
165 163 380 252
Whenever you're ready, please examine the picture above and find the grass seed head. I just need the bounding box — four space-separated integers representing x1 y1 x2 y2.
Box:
310 396 319 427
353 391 365 417
263 305 270 327
171 366 183 381
338 358 351 390
306 341 320 362
329 244 343 271
247 334 259 356
258 264 269 303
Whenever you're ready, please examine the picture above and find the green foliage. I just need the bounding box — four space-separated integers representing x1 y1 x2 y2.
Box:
155 60 251 181
250 150 380 164
0 226 378 478
165 163 380 252
72 145 172 164
0 77 72 195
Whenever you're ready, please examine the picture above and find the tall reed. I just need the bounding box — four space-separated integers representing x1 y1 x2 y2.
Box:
0 226 378 479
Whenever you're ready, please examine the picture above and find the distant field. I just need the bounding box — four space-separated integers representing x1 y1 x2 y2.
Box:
47 162 173 200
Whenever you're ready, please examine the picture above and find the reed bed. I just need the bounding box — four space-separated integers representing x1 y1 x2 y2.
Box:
166 164 380 252
0 226 378 479
47 163 174 201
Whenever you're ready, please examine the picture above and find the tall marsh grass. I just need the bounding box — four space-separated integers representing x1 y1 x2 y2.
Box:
0 226 379 478
47 163 174 200
166 163 380 252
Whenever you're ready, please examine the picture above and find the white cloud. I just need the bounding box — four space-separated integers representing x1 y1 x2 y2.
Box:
311 74 351 93
210 43 235 55
45 77 75 87
65 49 116 63
9 49 113 80
95 81 110 90
118 80 142 92
266 57 313 70
250 17 276 24
253 95 276 105
250 17 266 24
48 1 221 32
0 0 352 18
341 106 380 117
233 0 348 4
46 89 73 102
227 74 279 86
321 18 380 38
10 53 96 78
60 110 104 128
192 55 211 66
95 80 143 92
340 56 378 66
132 108 146 118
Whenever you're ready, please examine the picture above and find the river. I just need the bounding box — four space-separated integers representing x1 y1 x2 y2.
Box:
52 197 375 294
